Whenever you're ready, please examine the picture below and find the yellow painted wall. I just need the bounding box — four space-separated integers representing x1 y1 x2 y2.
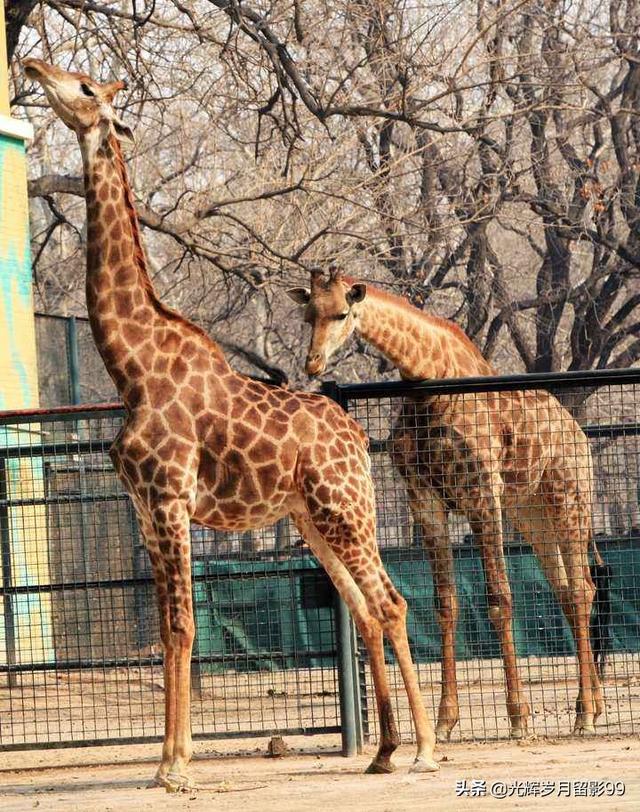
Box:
0 6 53 669
0 133 39 410
0 4 8 115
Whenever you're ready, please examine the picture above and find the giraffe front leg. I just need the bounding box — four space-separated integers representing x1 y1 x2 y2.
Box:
434 591 459 743
143 503 196 792
410 490 459 743
423 539 459 742
472 511 530 739
148 584 177 788
564 564 599 736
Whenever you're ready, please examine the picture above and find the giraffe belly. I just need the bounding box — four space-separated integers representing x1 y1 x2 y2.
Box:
192 485 294 532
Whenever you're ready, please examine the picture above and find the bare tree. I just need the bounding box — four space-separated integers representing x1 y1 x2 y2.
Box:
6 0 640 387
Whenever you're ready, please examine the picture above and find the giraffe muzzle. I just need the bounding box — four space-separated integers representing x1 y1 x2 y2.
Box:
305 353 326 377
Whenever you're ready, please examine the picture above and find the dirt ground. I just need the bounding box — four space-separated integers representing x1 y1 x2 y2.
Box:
0 734 638 812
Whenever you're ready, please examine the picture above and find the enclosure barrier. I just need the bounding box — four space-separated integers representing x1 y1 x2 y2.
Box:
0 404 341 750
0 369 639 751
324 369 640 743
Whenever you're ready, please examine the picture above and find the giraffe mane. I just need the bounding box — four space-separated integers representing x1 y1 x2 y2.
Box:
341 274 484 358
109 134 226 358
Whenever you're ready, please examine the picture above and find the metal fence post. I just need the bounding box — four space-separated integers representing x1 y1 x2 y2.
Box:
334 590 363 755
66 315 81 406
0 459 17 688
321 380 364 756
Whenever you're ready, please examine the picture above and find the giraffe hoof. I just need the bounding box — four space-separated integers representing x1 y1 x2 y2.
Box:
163 772 197 793
574 718 596 736
510 726 527 740
365 759 396 774
435 723 454 743
147 768 171 789
409 756 440 774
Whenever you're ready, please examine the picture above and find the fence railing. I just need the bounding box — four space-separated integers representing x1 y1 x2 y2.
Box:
0 368 639 752
323 368 640 742
0 404 342 750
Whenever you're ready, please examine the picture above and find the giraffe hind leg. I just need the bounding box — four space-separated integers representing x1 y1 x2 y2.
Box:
291 509 400 773
291 508 439 774
468 502 531 738
138 503 196 792
408 487 459 743
510 496 603 735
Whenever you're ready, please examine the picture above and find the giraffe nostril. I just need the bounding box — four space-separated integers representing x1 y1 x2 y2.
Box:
306 353 325 377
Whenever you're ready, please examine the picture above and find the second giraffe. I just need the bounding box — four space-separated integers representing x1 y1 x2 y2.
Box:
288 267 606 741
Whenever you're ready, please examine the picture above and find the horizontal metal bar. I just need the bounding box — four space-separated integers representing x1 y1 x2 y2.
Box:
0 403 125 426
0 574 154 597
35 311 90 323
0 492 128 510
379 533 639 563
0 562 325 597
0 648 337 674
0 725 342 753
583 422 640 439
331 367 640 400
0 438 116 460
366 421 640 455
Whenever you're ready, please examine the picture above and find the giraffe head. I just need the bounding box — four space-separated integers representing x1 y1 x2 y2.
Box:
287 268 367 376
23 59 132 147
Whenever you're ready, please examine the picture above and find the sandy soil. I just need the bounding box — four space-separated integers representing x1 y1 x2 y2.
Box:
0 734 638 812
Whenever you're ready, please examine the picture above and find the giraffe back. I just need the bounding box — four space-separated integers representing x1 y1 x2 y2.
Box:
392 387 593 517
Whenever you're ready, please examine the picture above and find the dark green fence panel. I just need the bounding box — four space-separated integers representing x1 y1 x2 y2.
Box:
382 541 640 662
193 557 335 672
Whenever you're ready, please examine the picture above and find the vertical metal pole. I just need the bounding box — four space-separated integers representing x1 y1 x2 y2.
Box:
335 590 359 756
0 459 17 688
66 316 81 406
322 381 364 756
274 517 290 559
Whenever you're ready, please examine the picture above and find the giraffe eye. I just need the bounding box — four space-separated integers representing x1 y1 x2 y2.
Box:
335 312 349 321
80 82 95 97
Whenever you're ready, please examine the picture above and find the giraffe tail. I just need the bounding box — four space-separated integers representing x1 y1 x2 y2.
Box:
589 538 613 680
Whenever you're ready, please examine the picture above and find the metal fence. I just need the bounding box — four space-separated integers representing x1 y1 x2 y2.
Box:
1 369 639 753
34 313 117 407
327 369 640 745
0 405 341 750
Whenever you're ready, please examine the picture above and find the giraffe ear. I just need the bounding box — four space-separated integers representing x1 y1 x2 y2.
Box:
112 116 134 148
347 283 366 304
102 79 127 104
286 288 311 305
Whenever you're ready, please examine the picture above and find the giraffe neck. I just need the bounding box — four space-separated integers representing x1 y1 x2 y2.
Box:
79 130 228 397
351 281 494 380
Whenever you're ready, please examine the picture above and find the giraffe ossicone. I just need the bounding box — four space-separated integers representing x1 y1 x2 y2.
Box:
289 268 605 741
24 59 440 791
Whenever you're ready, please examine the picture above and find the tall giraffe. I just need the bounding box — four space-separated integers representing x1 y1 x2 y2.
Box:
288 268 605 741
24 60 440 790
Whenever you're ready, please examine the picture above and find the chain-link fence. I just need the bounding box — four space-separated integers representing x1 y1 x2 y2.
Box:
1 370 639 753
325 369 640 744
0 405 340 750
